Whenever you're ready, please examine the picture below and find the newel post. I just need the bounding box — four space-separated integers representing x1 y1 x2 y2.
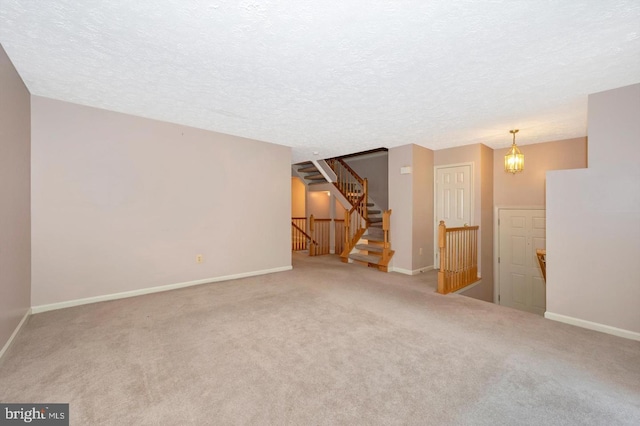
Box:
363 178 369 221
437 220 447 294
344 210 350 248
309 215 316 256
382 209 391 249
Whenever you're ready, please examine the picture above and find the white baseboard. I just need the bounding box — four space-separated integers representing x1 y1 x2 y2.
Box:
31 265 293 314
545 311 640 341
391 265 434 276
0 308 31 361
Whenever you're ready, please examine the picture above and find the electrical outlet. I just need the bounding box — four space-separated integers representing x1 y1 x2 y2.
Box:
196 254 203 263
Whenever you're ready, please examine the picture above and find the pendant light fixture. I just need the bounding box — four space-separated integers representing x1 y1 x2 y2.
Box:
504 129 524 174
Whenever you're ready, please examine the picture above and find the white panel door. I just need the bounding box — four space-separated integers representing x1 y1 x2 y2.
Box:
498 209 546 315
435 165 472 267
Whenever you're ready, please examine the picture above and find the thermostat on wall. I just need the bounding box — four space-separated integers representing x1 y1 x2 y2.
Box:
400 166 412 174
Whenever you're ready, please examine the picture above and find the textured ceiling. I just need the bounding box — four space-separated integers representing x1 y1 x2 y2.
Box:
1 1 639 163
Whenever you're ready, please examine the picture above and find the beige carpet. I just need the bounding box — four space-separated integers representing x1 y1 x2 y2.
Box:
1 253 639 425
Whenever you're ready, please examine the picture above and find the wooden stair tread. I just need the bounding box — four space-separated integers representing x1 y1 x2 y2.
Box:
368 217 383 223
349 253 382 264
367 209 381 214
298 166 318 173
355 243 383 252
305 174 326 180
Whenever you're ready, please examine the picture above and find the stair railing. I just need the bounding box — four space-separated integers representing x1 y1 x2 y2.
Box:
536 249 546 282
309 215 331 256
380 209 393 265
326 158 370 258
334 219 345 255
291 219 318 254
342 207 367 258
326 159 368 219
437 221 480 294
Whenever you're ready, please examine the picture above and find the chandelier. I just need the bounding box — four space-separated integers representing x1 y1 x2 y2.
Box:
504 129 524 174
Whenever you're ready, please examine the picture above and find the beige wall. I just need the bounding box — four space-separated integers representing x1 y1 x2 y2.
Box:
463 144 494 301
344 153 389 210
389 144 434 274
334 198 346 219
0 45 31 353
31 96 292 307
494 137 587 207
307 190 331 219
587 86 636 170
546 83 640 337
412 145 434 270
389 145 414 273
291 177 306 217
434 144 483 233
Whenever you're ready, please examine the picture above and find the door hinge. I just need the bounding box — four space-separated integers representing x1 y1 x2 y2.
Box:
498 218 500 226
498 294 501 302
498 257 500 263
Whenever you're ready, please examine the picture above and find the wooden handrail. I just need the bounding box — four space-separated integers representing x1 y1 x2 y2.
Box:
443 225 477 232
536 249 546 282
291 222 316 244
437 220 480 294
327 158 364 185
341 208 367 258
291 220 318 253
327 159 368 215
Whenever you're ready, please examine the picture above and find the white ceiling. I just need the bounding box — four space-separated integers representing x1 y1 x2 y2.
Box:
1 1 639 163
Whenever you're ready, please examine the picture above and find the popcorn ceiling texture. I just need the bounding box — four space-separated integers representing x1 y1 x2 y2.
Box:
1 1 639 162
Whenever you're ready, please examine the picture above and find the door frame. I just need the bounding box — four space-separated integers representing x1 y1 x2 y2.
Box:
433 162 474 268
493 205 545 305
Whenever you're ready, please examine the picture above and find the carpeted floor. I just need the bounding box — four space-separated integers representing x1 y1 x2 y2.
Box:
1 253 639 425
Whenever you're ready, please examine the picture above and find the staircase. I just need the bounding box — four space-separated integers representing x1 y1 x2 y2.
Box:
348 212 394 272
296 161 328 186
294 157 395 272
366 202 383 228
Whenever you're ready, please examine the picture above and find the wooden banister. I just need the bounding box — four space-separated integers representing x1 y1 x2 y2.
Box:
536 249 546 282
291 219 318 253
310 216 331 256
382 209 391 242
327 158 364 186
437 220 480 294
334 219 345 255
325 157 394 270
309 215 316 256
326 158 370 260
377 210 394 270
